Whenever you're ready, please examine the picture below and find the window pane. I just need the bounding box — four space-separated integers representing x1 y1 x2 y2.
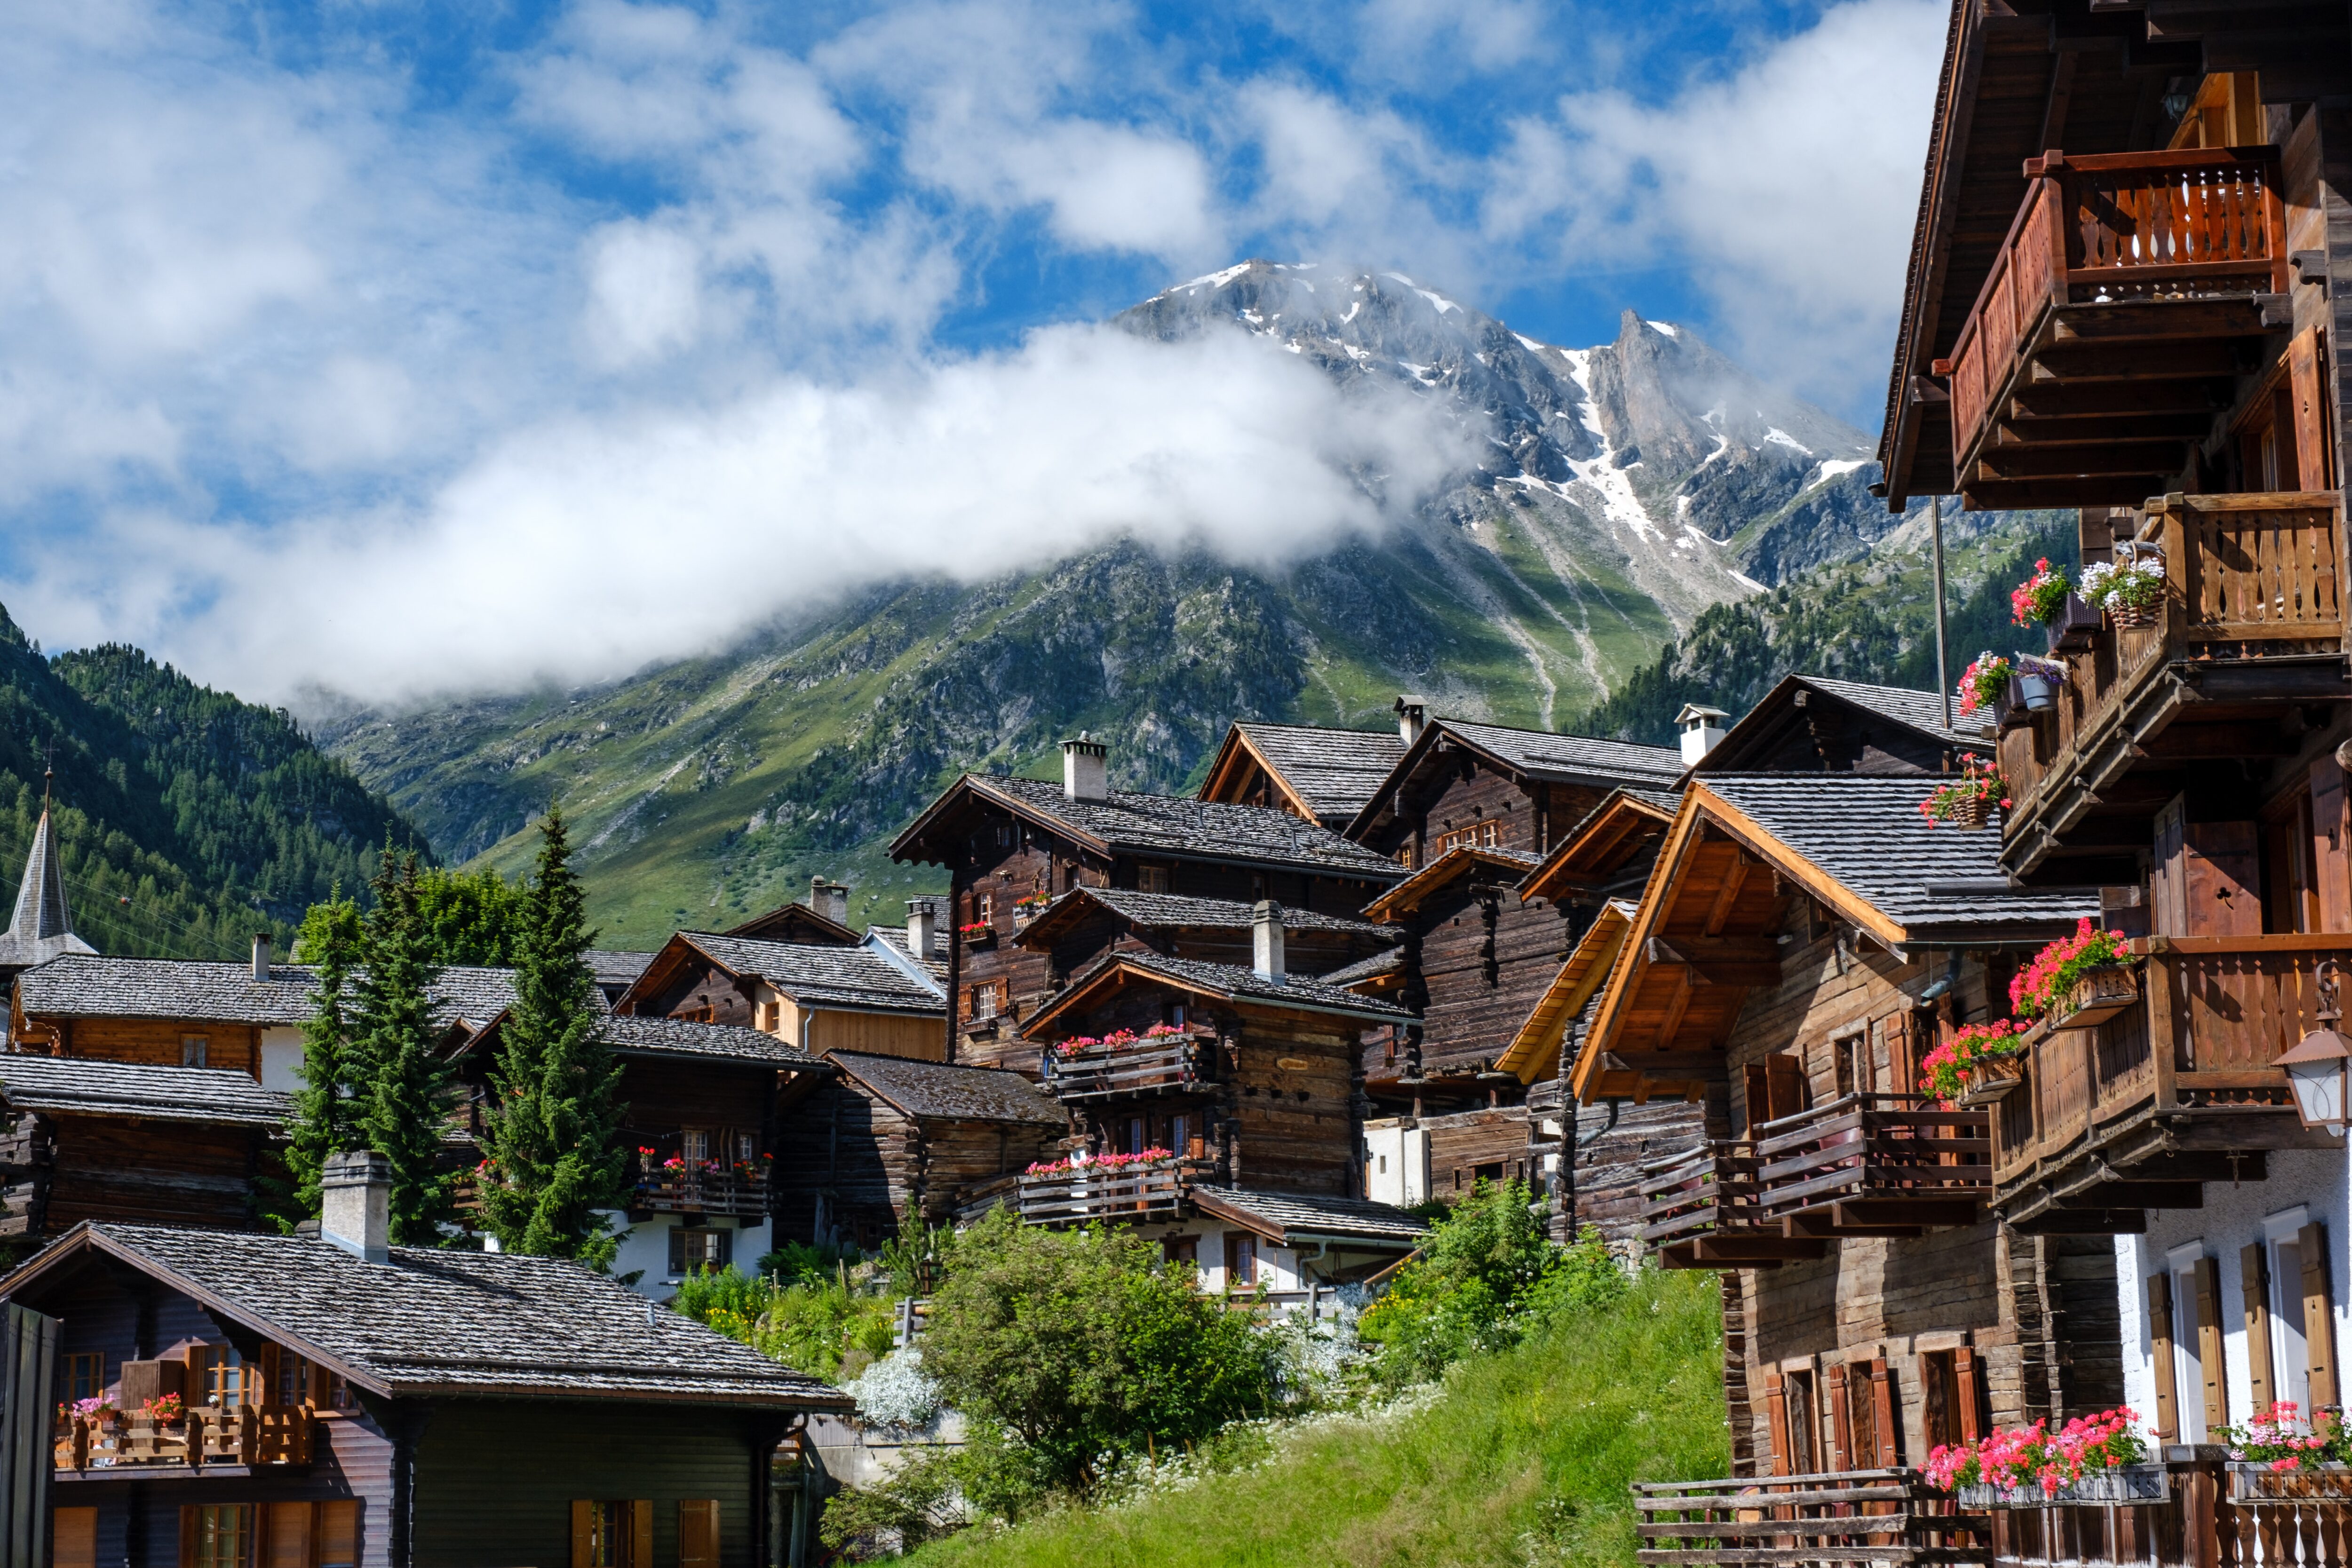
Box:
196 1505 255 1568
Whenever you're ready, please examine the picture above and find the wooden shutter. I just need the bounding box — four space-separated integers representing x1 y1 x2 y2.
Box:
629 1501 652 1568
1869 1359 1900 1466
180 1507 197 1568
571 1502 594 1568
1917 1353 1951 1453
2187 823 2263 937
2147 1273 2180 1439
2301 1220 2339 1409
2292 326 2333 491
2315 757 2352 934
1954 1346 1985 1444
2244 1243 2277 1414
2153 797 2188 936
1764 1369 1792 1476
1764 1054 1804 1124
264 1502 311 1568
1888 1013 1921 1101
1824 1363 1853 1470
678 1501 719 1568
318 1502 359 1568
53 1509 96 1568
1743 1063 1771 1134
2196 1257 2228 1431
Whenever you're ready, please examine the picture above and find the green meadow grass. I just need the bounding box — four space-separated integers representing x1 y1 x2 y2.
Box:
904 1267 1728 1568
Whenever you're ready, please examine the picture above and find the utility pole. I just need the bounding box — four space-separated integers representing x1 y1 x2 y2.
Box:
1931 494 1953 733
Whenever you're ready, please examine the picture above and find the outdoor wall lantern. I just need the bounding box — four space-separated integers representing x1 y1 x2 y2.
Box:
2278 960 2352 1133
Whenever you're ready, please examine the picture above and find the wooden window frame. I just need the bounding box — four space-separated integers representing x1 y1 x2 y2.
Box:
1224 1232 1257 1288
181 1034 208 1069
61 1351 104 1405
183 1504 256 1568
570 1501 652 1568
668 1226 733 1277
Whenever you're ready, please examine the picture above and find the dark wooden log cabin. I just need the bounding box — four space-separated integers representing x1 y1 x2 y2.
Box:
1009 933 1424 1291
615 933 943 1061
1588 776 2127 1563
887 737 1404 1072
1007 886 1393 1006
7 1178 847 1568
770 1053 1065 1248
1193 720 1406 830
723 880 860 947
1689 676 1988 779
1342 701 1682 873
0 1057 288 1248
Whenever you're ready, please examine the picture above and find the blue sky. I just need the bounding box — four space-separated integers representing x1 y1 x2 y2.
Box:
2 0 1945 704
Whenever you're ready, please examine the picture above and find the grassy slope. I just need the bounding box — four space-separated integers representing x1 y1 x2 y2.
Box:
906 1268 1727 1568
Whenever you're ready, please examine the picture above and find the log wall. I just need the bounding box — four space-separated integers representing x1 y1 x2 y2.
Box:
43 1019 261 1075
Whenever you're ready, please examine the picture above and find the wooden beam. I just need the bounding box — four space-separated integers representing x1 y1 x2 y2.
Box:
1645 936 1782 988
1701 858 1751 938
1992 411 2216 445
1603 1051 1730 1078
2047 298 2279 346
2006 380 2230 419
1971 440 2193 481
2031 338 2249 382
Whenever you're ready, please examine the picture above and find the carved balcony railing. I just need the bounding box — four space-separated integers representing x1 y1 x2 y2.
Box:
1636 1140 1825 1269
1635 1469 1989 1567
1982 1454 2352 1568
1932 148 2287 510
1016 1156 1214 1227
1040 1033 1214 1103
1992 937 2346 1230
56 1405 314 1473
630 1161 768 1220
1752 1094 1990 1237
1998 492 2344 876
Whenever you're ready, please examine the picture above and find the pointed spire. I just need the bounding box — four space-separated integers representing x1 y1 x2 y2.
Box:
10 804 72 946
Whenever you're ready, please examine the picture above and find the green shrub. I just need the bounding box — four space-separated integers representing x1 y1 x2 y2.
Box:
757 1239 864 1286
667 1265 898 1380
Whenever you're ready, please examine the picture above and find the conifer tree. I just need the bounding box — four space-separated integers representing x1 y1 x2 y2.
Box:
477 806 628 1269
278 886 361 1228
350 849 457 1245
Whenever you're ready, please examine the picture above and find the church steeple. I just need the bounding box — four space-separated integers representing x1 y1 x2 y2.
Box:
0 764 97 980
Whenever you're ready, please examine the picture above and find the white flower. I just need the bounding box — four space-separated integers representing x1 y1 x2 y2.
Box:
843 1346 942 1431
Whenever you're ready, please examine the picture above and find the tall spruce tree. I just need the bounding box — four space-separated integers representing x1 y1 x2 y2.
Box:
275 887 361 1231
477 806 628 1269
351 849 458 1246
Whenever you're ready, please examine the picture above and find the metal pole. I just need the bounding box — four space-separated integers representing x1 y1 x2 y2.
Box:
1931 495 1953 732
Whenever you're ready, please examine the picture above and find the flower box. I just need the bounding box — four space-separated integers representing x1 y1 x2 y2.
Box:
1993 679 2030 733
959 924 995 949
2050 966 2138 1030
1958 1465 2170 1509
2046 593 2105 655
1959 1053 2026 1106
2227 1461 2352 1502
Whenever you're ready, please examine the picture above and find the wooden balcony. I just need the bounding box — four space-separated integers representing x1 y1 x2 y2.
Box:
1984 1454 2337 1568
1016 1156 1213 1227
1753 1094 1991 1237
1041 1033 1213 1103
57 1405 314 1473
1992 937 2344 1232
630 1165 768 1220
1933 148 2287 511
1999 491 2348 880
1636 1141 1826 1270
1635 1469 1989 1566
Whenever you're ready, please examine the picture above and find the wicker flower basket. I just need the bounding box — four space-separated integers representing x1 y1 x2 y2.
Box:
2109 600 2161 629
2050 965 2139 1030
1946 794 1992 831
2227 1462 2352 1502
1957 1465 2170 1509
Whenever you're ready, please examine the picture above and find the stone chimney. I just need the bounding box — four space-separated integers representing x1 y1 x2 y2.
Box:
1676 703 1730 766
809 878 850 927
906 899 936 958
1062 734 1108 802
252 932 271 983
1395 695 1428 747
1252 901 1286 985
321 1149 391 1264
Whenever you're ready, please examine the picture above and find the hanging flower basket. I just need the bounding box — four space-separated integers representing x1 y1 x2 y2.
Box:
2050 966 2139 1030
1958 1465 2170 1509
958 921 995 948
1919 759 2009 832
2082 555 2166 630
1949 794 1991 830
2046 593 2105 655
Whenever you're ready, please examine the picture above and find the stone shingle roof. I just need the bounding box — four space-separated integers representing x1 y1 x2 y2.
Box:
1786 676 1987 749
596 1014 828 1069
24 1223 848 1409
826 1052 1066 1126
0 1056 290 1127
969 777 1405 879
1189 1186 1428 1247
1032 887 1387 938
1226 723 1407 823
1437 721 1683 786
0 809 94 973
679 934 945 1015
1084 950 1414 1023
1700 774 2099 937
16 958 531 1030
585 950 655 992
1314 948 1405 989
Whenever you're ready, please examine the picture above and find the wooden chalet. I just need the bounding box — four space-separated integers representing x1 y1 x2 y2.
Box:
1002 921 1428 1289
615 932 942 1059
0 1057 289 1246
0 804 94 986
9 1156 847 1568
770 1052 1065 1248
723 879 860 947
1689 676 1989 777
886 737 1404 1071
1193 718 1407 830
1007 886 1392 999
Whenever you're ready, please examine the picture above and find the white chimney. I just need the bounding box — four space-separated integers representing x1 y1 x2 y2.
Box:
1395 695 1428 747
252 932 271 983
809 878 850 927
1252 900 1287 984
321 1149 391 1264
906 899 936 958
1676 704 1730 766
1062 734 1108 802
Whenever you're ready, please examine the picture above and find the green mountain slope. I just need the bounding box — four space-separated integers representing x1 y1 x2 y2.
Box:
903 1267 1724 1568
0 606 426 958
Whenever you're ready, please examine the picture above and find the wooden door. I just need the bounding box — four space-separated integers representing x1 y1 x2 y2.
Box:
2186 823 2263 936
2291 326 2333 491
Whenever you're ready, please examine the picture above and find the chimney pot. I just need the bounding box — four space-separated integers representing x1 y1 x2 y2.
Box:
906 899 936 958
1252 900 1287 984
252 932 271 984
1675 703 1730 767
1394 695 1429 748
320 1149 391 1264
1061 734 1109 802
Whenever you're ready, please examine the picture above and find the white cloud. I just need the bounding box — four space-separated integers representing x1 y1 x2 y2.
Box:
584 221 705 365
15 326 1481 704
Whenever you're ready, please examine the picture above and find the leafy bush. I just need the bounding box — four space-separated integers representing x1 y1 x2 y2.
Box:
758 1239 865 1286
819 1447 972 1560
668 1265 898 1380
